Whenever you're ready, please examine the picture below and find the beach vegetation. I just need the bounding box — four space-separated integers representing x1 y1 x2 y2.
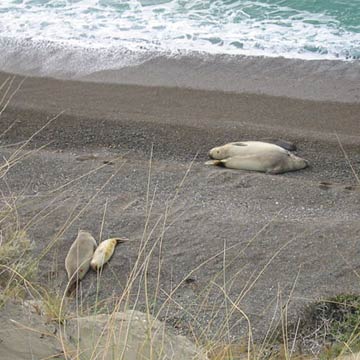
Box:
296 294 360 359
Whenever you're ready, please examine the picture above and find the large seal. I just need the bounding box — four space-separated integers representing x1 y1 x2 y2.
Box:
65 230 97 295
90 237 128 271
209 141 289 160
206 152 308 174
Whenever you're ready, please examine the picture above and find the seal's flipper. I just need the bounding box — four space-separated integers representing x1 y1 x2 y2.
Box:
205 160 221 166
231 142 247 147
65 281 78 297
266 167 283 175
261 138 297 151
112 237 129 243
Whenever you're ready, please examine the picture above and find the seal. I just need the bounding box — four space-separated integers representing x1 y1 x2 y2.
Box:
205 151 308 174
90 237 128 271
65 230 97 296
209 141 288 160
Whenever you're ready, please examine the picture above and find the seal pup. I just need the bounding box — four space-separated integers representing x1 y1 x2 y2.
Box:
209 141 289 160
90 237 128 271
65 230 97 296
206 151 308 174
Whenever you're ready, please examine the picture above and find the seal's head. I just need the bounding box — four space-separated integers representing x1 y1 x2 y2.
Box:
76 230 97 248
209 145 229 160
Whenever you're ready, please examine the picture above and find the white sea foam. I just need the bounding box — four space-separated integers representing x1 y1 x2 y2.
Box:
0 0 359 78
0 36 161 78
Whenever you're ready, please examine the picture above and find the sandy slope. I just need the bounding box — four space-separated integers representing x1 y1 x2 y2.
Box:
0 72 360 344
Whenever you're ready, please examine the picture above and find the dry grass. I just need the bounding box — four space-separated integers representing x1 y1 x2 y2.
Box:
0 145 291 359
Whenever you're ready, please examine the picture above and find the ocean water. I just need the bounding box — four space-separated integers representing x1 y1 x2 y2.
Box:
0 0 359 78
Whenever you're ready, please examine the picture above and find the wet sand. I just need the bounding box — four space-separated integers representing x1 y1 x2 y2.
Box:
0 70 360 347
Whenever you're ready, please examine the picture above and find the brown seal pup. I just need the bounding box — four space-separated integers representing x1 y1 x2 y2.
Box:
90 237 128 271
65 230 97 296
206 151 308 174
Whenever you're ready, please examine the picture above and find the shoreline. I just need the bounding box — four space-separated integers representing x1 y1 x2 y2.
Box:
1 71 360 145
0 47 359 102
81 55 360 103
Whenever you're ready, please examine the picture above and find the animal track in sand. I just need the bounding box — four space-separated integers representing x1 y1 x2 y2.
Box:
319 181 360 192
75 154 115 165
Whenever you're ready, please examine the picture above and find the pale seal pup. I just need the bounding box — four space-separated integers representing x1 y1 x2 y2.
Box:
65 230 97 296
209 141 289 160
206 151 308 174
90 237 128 271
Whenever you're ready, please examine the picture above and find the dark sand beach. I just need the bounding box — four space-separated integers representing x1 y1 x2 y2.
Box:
1 62 360 352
